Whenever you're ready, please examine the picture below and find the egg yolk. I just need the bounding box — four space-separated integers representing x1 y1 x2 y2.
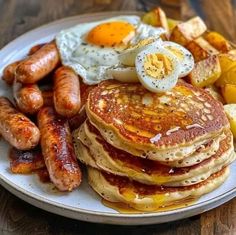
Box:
144 53 173 79
86 21 135 47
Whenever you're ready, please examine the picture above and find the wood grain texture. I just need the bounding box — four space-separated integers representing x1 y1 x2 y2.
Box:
0 0 236 234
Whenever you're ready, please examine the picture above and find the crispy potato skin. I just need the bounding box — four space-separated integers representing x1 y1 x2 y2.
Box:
0 97 40 150
189 55 221 87
53 66 81 117
186 37 219 62
16 42 60 84
204 31 231 53
142 7 169 32
170 16 207 46
38 107 82 191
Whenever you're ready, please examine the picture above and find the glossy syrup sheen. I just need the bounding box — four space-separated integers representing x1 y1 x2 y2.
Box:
102 196 198 213
88 80 229 147
87 121 227 176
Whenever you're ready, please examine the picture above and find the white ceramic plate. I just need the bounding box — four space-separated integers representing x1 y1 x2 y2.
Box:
0 11 236 225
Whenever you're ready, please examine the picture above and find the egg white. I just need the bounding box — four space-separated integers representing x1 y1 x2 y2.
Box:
56 16 166 84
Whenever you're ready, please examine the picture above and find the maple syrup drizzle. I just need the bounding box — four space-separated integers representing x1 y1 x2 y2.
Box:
102 196 198 214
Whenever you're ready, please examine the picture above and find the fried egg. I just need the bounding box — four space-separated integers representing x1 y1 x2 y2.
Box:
56 16 166 84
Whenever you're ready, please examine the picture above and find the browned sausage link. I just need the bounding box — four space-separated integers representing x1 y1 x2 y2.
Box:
0 97 40 150
2 61 21 85
16 42 60 84
53 66 81 117
37 107 81 191
13 79 43 114
28 43 46 55
41 90 54 106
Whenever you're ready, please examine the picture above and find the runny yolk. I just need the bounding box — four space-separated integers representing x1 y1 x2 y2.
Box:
144 53 173 79
86 21 135 47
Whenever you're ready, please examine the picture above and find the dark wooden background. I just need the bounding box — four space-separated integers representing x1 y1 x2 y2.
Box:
0 0 236 234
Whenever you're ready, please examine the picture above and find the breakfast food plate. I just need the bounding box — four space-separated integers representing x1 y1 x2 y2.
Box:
0 11 236 225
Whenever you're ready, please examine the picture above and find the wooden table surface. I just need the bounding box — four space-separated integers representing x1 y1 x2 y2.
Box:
0 0 236 234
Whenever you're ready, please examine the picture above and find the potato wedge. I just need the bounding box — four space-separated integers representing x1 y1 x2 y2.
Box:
204 31 231 53
224 104 236 138
189 55 221 87
216 64 236 87
167 19 180 32
218 53 236 73
169 16 207 46
205 85 225 104
186 37 219 62
222 84 236 104
142 7 169 32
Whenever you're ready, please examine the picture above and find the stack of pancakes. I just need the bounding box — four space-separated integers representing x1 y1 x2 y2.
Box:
73 80 235 212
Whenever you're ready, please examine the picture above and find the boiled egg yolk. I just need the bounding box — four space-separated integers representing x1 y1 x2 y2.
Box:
86 21 135 47
143 53 173 79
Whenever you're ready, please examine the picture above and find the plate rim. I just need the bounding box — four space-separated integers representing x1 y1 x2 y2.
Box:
0 10 236 224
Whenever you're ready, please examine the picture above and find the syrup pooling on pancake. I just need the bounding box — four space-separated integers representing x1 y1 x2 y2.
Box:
74 120 234 186
86 80 229 152
86 121 232 176
88 167 230 211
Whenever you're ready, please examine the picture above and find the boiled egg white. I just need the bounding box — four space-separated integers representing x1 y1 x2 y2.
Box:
135 46 181 93
162 41 194 77
118 36 162 66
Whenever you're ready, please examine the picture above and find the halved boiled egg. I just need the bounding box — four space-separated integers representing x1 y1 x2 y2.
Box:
135 46 181 93
162 41 194 77
119 37 163 66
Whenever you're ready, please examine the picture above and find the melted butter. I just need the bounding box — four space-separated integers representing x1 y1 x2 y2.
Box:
102 196 198 214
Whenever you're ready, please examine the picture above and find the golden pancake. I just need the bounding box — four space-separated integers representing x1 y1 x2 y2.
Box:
73 121 234 186
86 80 229 161
88 166 229 212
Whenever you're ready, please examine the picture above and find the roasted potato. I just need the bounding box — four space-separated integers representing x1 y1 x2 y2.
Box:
167 19 180 32
205 85 225 104
189 55 221 87
224 104 236 138
222 84 236 104
186 37 219 62
142 7 169 32
218 53 236 73
217 65 236 87
204 31 231 53
216 54 236 87
169 16 207 46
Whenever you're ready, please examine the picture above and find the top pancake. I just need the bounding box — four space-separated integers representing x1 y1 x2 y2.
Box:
87 80 229 154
